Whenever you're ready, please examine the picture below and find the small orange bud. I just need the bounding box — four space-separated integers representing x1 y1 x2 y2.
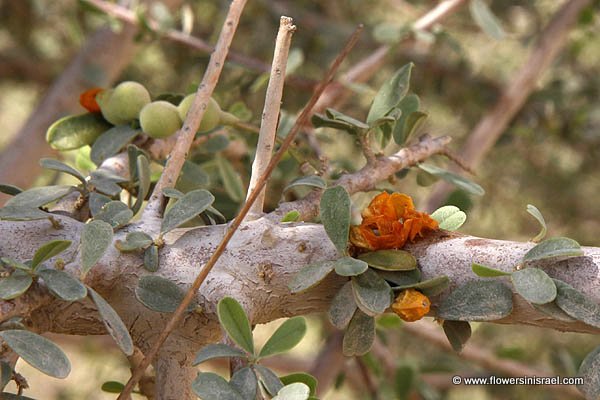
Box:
392 289 430 322
79 87 104 113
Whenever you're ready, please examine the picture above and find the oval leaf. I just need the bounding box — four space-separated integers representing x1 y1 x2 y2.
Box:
357 250 417 271
0 271 33 300
0 330 70 378
39 269 87 301
5 185 73 208
511 268 556 305
351 268 392 316
392 275 450 297
193 344 247 366
258 317 307 359
0 206 50 221
88 288 134 355
89 192 112 217
526 204 547 242
367 63 413 124
46 113 111 151
216 155 245 202
273 382 310 400
328 281 357 329
39 158 86 184
81 220 113 276
280 373 317 397
31 240 72 270
442 320 472 353
90 125 140 165
533 301 576 322
143 245 159 272
417 164 484 196
334 257 368 277
471 263 511 277
217 297 254 354
523 237 583 263
161 189 215 234
254 365 284 396
554 279 600 328
284 176 327 192
392 94 420 145
578 345 600 400
115 231 153 252
135 275 188 313
101 381 125 393
288 260 336 294
343 309 375 356
94 201 133 229
437 280 513 321
0 184 22 196
320 186 351 254
230 367 258 400
192 372 243 400
430 206 467 231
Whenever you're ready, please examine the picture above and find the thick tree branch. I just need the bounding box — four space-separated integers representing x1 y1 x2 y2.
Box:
425 0 592 211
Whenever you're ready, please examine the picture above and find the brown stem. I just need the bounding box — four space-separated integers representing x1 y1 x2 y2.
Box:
425 0 592 211
117 24 363 399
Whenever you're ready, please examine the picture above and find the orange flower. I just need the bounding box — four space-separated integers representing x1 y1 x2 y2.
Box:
350 192 438 251
79 87 104 113
392 289 431 322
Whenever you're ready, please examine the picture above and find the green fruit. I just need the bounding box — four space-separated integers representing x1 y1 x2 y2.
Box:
139 101 182 139
98 81 151 125
177 95 222 132
46 113 112 150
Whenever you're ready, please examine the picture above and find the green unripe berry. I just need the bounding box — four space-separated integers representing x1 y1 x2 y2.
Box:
139 101 183 139
177 95 222 132
98 81 151 125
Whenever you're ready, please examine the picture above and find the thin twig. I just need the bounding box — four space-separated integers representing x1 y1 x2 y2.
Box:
117 25 363 399
425 0 592 211
246 17 296 218
142 0 248 222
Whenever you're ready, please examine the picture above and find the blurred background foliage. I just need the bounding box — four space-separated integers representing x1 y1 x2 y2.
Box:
0 0 599 399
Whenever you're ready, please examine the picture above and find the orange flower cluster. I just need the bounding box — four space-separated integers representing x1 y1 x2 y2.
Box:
349 192 438 251
392 289 431 322
79 87 104 113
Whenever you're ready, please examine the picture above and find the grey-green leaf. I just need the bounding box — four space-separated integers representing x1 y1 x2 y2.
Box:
46 113 110 150
0 271 33 300
131 155 151 214
5 185 73 208
391 276 450 297
258 317 307 359
437 280 513 321
523 237 583 263
115 231 153 252
0 330 70 378
320 186 351 254
280 373 317 397
175 160 210 193
533 301 576 322
143 245 159 272
39 269 87 301
88 288 134 355
392 94 420 145
351 268 392 316
469 0 506 40
81 220 113 276
284 176 327 192
0 183 23 196
193 344 247 366
334 257 368 277
526 204 547 242
577 345 600 400
216 155 245 202
273 383 310 400
511 268 556 305
135 275 189 313
357 250 417 271
0 206 50 221
418 164 484 196
31 240 71 271
343 309 375 356
430 205 467 231
554 279 600 328
161 189 215 234
192 372 243 400
217 297 254 354
378 269 421 287
442 320 471 353
254 365 284 396
94 201 133 229
288 260 336 294
0 361 12 391
39 158 86 184
89 192 112 217
367 63 413 124
471 263 511 277
230 367 258 400
328 282 357 329
90 125 140 165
